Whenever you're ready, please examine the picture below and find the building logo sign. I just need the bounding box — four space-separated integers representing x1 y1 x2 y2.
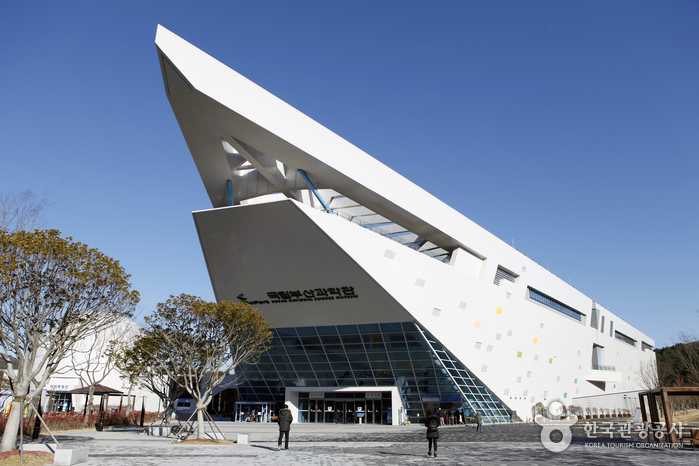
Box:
537 400 575 452
309 392 325 399
366 392 382 400
237 286 358 305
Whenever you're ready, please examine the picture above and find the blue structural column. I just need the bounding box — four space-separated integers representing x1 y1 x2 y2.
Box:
227 179 233 206
298 169 332 213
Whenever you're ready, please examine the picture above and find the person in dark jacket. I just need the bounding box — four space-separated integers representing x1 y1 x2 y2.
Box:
476 412 483 432
424 408 440 457
277 404 293 450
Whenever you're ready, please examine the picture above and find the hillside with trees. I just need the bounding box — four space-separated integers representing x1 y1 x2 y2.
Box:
656 338 699 387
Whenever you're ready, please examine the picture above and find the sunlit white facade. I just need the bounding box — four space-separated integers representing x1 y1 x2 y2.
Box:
156 25 655 425
41 320 161 414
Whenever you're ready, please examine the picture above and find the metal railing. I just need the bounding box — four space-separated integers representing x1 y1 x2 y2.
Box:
591 364 616 372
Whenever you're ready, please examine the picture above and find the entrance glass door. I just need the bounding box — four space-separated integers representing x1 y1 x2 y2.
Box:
345 401 355 423
366 400 381 424
234 402 277 423
324 400 334 423
335 401 344 424
383 401 391 424
296 392 393 425
309 400 322 423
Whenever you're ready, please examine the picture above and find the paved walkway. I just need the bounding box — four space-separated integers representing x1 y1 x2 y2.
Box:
19 421 699 465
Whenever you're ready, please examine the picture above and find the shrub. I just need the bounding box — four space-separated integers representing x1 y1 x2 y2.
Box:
0 411 160 436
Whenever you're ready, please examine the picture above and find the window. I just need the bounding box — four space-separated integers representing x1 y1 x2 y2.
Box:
528 287 583 321
642 342 653 352
493 266 518 285
590 307 598 329
591 344 605 369
615 331 637 347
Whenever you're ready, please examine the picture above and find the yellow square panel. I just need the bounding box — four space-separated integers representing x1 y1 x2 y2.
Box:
474 320 482 328
533 338 538 344
496 308 502 315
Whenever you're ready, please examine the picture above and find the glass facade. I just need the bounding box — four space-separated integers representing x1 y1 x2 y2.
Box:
237 321 513 424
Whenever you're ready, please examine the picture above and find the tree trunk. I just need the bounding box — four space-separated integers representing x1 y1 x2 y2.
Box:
0 399 22 451
162 398 176 426
124 382 134 416
86 385 96 417
196 403 206 440
162 402 172 426
0 383 29 452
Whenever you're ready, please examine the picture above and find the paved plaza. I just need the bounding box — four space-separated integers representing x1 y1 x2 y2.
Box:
19 420 698 465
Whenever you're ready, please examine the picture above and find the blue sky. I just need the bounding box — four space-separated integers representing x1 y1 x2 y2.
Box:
1 1 697 347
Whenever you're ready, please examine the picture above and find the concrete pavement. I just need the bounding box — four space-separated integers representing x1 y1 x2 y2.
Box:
18 421 699 465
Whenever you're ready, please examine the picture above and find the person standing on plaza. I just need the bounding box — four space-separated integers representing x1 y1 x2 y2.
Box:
424 409 440 457
476 412 483 432
277 404 293 450
437 408 445 426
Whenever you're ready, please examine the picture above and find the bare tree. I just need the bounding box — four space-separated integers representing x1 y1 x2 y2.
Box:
61 317 140 416
0 190 52 232
637 359 661 390
114 332 185 422
674 332 699 386
567 405 581 417
533 401 545 419
0 229 139 451
142 295 271 438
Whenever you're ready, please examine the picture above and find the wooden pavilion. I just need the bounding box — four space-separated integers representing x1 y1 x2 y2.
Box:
638 387 699 445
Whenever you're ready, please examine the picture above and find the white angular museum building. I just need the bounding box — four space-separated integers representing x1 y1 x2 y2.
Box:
155 25 656 425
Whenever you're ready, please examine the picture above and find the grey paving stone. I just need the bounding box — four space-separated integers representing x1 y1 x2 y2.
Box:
17 421 698 466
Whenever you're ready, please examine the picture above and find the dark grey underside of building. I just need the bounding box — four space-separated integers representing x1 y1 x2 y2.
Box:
238 321 513 423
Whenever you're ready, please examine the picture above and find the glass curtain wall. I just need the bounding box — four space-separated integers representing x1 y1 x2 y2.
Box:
237 321 512 423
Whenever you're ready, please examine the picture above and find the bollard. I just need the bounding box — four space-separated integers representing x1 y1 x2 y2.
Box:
96 395 106 432
140 398 146 427
32 402 42 439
